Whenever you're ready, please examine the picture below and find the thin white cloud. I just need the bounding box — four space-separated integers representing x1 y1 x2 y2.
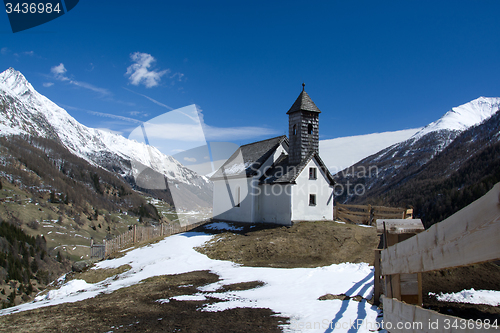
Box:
125 52 170 88
184 157 197 162
123 87 174 110
23 51 34 56
43 82 54 88
87 110 143 124
0 47 9 55
71 80 110 95
50 63 110 96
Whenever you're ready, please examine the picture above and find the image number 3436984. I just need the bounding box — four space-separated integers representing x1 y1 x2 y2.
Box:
3 0 79 33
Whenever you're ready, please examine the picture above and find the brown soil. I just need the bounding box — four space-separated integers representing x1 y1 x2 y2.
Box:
0 270 287 333
195 221 380 268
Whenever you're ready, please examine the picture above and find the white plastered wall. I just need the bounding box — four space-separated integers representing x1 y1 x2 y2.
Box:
212 177 254 222
291 158 334 221
257 183 292 225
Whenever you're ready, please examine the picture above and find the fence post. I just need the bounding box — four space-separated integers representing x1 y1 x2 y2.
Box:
133 225 137 243
374 249 381 305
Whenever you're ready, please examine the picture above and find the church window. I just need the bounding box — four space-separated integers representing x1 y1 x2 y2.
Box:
309 194 316 206
307 123 313 135
293 124 297 135
309 167 317 180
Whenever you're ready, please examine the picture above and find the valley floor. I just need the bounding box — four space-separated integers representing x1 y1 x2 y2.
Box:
0 222 381 333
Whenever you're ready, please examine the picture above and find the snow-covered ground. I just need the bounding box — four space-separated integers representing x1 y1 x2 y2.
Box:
429 289 500 307
0 230 381 332
204 221 244 232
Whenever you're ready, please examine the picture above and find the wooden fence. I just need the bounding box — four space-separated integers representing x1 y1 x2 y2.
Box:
375 182 500 332
334 203 413 225
90 221 207 259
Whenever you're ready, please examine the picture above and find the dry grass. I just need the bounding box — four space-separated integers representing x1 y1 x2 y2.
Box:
69 265 132 284
196 221 380 268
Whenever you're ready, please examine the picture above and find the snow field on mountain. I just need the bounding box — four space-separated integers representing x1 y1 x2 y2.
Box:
319 128 420 172
412 96 500 139
0 230 381 332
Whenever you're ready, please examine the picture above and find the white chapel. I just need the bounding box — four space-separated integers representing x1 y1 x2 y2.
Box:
211 85 335 225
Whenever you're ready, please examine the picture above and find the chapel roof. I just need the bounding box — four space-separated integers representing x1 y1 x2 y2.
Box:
259 151 335 185
210 135 288 180
286 84 321 114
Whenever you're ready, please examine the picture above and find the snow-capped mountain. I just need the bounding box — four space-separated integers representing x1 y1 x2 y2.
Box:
0 68 211 209
413 96 500 139
335 97 500 204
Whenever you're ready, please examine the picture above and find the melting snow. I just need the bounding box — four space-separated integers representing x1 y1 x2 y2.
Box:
0 231 380 332
429 289 500 306
204 222 244 232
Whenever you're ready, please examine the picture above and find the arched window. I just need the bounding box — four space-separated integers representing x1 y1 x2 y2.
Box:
307 124 313 135
293 124 297 136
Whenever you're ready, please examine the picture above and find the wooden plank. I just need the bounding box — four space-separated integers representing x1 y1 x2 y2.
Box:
400 273 418 295
374 249 381 304
417 272 423 306
337 203 370 211
381 183 500 275
392 274 401 300
383 296 486 333
337 207 370 217
337 211 369 223
373 211 404 218
385 274 393 298
376 219 424 234
372 205 406 213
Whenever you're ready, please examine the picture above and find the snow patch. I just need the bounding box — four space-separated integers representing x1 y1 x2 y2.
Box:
204 222 244 232
429 289 500 306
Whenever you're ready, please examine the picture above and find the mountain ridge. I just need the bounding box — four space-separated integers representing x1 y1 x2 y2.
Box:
0 68 212 210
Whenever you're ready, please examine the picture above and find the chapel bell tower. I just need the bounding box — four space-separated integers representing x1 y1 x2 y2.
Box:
287 83 321 165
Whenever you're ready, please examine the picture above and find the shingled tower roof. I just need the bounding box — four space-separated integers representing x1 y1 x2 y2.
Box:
286 83 321 114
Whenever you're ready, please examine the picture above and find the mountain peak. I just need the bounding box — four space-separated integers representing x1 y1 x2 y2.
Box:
412 96 500 139
0 67 34 96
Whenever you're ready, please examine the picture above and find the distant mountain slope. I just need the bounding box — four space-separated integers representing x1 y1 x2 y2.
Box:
380 109 500 227
334 97 500 227
319 128 420 173
0 68 211 210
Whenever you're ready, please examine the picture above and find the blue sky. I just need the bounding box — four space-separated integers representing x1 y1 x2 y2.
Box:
1 0 499 146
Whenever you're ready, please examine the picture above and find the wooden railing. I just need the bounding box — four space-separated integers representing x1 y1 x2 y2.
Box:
90 221 207 259
376 182 500 332
335 203 413 225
